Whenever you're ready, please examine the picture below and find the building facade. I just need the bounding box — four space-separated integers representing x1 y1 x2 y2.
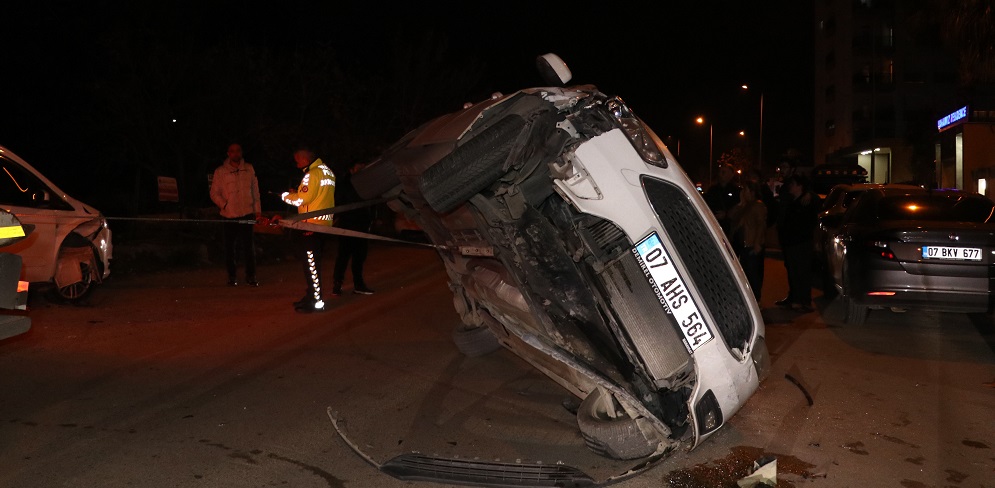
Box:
935 105 995 195
812 0 995 188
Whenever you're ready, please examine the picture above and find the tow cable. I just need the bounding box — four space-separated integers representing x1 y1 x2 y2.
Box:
103 198 439 248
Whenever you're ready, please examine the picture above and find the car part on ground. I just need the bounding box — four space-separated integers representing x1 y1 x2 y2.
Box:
826 186 995 324
0 144 112 303
347 53 768 480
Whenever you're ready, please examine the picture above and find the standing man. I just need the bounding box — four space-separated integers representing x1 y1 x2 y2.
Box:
210 143 261 287
331 161 375 296
281 146 335 313
775 174 821 312
728 180 767 302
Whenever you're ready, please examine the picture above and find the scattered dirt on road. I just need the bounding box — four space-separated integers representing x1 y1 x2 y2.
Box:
663 445 817 487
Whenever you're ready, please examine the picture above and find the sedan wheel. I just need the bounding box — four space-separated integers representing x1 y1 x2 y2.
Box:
51 243 99 303
844 295 867 326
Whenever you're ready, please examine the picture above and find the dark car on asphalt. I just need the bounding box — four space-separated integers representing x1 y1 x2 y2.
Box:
816 183 922 291
338 54 769 484
825 186 995 325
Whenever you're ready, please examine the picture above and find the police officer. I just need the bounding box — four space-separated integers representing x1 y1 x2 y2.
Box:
281 146 336 313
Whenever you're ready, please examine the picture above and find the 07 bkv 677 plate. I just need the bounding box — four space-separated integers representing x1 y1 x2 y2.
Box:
922 245 982 261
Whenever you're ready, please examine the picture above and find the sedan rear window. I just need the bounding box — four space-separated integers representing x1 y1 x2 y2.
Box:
875 194 995 222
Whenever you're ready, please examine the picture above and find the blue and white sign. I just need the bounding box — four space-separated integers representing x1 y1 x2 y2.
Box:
937 106 968 132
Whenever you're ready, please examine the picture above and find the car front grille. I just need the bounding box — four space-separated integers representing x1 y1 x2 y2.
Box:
571 213 691 387
598 252 691 387
642 177 753 350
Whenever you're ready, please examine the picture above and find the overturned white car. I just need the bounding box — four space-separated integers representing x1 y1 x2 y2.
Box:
350 54 769 481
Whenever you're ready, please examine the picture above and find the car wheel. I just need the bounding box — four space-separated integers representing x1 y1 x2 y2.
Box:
841 262 866 325
451 324 501 357
419 115 526 214
51 242 100 303
52 260 95 303
844 295 867 326
576 387 657 460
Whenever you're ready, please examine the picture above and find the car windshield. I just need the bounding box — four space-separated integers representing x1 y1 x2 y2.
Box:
821 188 846 210
841 190 864 208
874 194 995 222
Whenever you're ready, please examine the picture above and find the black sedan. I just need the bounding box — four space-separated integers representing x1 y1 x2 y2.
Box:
825 186 995 325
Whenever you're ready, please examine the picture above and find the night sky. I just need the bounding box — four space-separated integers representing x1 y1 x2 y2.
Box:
3 1 813 205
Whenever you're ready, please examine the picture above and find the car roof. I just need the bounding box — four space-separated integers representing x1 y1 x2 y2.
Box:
828 182 921 193
871 186 989 197
823 183 923 210
855 186 995 210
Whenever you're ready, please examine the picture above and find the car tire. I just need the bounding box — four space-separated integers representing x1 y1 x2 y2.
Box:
451 324 502 357
51 242 100 303
576 387 657 460
841 263 866 325
419 115 526 214
844 295 867 326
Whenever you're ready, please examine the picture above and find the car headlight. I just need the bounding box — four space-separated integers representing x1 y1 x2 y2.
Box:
606 97 668 169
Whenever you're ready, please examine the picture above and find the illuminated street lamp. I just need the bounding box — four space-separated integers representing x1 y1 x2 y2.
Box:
741 85 764 169
696 116 713 184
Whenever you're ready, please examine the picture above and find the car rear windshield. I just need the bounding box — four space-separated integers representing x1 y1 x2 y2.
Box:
875 194 995 222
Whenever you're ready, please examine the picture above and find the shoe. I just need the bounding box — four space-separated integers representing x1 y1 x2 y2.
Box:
331 285 342 296
790 303 814 313
774 298 792 308
227 278 238 287
294 299 326 313
293 296 310 308
353 286 375 295
247 279 259 287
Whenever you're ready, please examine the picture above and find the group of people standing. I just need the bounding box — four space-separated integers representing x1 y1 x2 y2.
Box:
704 163 821 312
209 143 375 314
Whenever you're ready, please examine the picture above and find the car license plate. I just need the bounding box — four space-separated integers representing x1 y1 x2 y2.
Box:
633 232 713 352
922 246 982 261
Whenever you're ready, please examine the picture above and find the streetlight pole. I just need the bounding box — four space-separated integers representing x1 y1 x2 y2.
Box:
696 116 713 184
759 92 764 171
708 123 714 184
742 85 764 170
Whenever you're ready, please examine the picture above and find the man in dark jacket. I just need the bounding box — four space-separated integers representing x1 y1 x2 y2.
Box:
775 174 821 312
331 161 375 296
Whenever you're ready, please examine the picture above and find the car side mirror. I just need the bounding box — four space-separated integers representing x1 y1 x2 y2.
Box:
536 53 572 86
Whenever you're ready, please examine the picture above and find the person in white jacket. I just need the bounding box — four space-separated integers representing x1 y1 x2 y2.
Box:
210 143 262 286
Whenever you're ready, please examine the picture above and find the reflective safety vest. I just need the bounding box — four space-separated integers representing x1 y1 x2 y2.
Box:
282 158 336 226
0 210 26 247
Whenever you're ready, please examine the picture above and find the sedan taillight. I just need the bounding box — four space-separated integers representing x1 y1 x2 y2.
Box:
868 240 896 260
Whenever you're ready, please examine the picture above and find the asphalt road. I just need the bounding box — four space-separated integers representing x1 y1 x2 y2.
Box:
2 241 994 487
